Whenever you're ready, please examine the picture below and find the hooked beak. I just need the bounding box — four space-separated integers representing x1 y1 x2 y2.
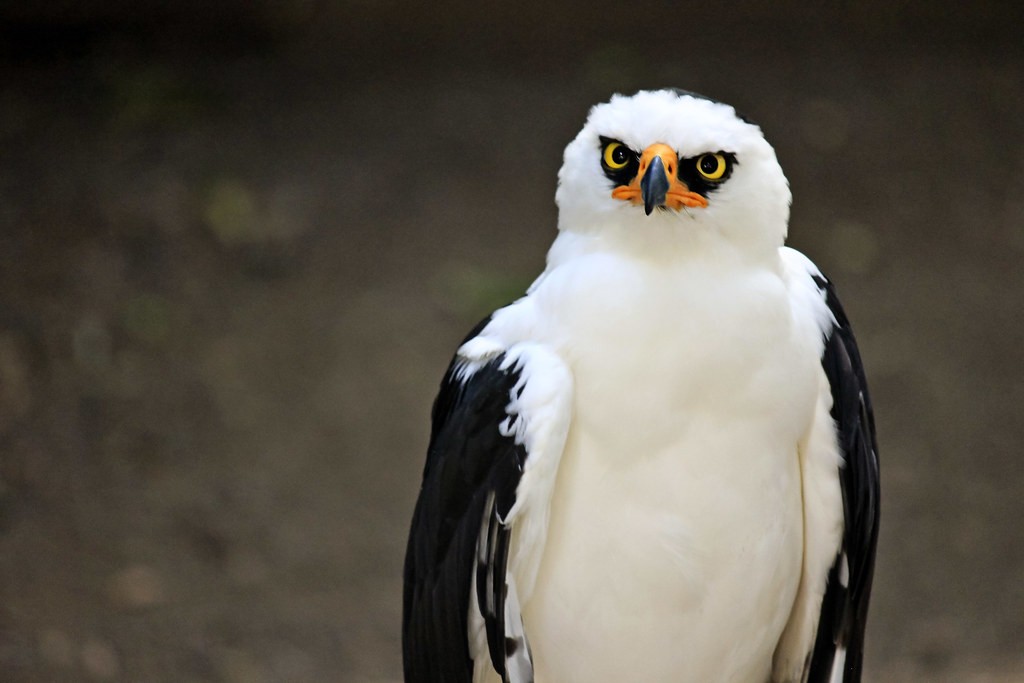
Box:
640 155 670 216
611 143 709 213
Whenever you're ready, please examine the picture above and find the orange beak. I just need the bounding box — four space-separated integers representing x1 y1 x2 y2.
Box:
611 143 708 213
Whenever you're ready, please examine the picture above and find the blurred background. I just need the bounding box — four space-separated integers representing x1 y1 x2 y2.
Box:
1 2 1023 681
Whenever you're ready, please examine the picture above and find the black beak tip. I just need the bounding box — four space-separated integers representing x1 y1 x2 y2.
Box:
640 156 670 216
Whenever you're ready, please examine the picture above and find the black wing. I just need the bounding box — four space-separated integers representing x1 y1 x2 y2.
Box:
806 275 881 683
402 319 532 683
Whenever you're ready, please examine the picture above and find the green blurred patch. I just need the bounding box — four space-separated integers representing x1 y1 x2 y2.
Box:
431 263 532 321
102 63 214 129
121 293 172 346
203 178 260 247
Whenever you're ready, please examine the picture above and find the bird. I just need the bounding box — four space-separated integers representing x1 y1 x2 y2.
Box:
402 88 879 683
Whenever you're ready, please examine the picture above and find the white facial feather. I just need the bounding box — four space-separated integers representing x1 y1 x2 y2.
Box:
554 89 792 259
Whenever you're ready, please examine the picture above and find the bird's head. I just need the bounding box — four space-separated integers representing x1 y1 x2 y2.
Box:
555 89 791 258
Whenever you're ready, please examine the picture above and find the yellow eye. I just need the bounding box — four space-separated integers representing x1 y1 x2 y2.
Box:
602 141 631 170
696 153 727 180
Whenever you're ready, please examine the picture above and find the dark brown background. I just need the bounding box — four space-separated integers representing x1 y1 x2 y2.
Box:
1 2 1023 681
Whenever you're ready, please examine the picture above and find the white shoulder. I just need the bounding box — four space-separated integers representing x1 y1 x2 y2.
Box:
455 293 575 596
455 304 574 683
779 246 835 343
772 247 846 681
774 246 879 682
455 296 541 380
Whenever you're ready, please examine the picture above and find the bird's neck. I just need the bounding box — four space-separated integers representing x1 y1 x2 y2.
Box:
545 225 780 274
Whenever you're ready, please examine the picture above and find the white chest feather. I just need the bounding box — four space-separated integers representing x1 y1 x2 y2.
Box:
511 252 821 683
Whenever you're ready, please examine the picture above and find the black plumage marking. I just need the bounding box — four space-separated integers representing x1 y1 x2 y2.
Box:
806 275 881 683
403 316 532 683
677 151 738 198
598 135 640 187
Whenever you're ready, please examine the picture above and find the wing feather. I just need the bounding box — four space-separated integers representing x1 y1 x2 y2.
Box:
403 317 572 683
805 274 881 683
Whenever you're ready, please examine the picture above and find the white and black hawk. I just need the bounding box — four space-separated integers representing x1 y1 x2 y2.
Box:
402 88 880 683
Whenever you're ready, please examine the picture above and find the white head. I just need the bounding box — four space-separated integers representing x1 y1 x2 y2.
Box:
555 89 791 259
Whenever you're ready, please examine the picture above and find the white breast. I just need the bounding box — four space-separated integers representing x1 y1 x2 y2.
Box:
517 250 821 683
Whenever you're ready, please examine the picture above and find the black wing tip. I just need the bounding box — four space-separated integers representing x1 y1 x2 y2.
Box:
807 276 880 683
404 349 531 683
